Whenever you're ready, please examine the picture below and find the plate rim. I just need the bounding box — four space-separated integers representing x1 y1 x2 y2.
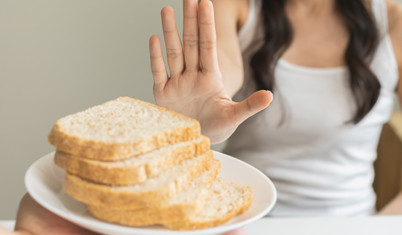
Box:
25 151 277 235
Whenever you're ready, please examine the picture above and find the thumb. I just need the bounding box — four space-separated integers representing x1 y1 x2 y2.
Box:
233 90 273 124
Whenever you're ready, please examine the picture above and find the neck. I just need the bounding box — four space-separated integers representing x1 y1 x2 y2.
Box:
286 0 337 16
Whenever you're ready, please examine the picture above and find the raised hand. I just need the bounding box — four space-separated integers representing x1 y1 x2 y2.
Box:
149 0 272 144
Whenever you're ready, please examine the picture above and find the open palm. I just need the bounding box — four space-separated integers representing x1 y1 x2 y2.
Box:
150 0 272 144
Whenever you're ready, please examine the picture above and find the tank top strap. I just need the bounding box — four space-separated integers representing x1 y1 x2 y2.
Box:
371 0 389 37
238 0 262 52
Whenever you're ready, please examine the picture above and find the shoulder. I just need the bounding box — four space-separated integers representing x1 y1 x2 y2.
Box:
386 0 402 36
211 0 249 32
386 0 402 86
387 0 402 65
386 0 402 64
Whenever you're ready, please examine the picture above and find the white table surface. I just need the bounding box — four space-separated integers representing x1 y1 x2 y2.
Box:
244 216 402 235
2 216 402 235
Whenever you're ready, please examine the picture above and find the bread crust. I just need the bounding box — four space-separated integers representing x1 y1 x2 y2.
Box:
65 152 215 209
48 97 254 231
55 136 210 185
48 97 201 161
164 181 253 230
86 160 220 226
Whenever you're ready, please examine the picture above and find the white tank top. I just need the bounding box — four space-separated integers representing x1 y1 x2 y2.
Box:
223 0 399 216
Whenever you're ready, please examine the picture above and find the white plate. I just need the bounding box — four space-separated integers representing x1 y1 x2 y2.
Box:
25 151 277 235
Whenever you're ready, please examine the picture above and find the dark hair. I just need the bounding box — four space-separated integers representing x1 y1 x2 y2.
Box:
250 0 380 123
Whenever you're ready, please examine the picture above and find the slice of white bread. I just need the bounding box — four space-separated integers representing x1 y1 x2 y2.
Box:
54 136 210 185
164 178 253 230
86 159 221 226
48 97 201 161
65 151 214 209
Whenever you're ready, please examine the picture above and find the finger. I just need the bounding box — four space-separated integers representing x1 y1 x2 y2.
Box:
198 0 219 73
149 35 168 92
161 6 184 77
233 90 273 124
183 0 199 71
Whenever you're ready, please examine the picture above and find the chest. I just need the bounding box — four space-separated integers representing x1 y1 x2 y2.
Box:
236 58 396 153
281 15 349 68
265 64 354 138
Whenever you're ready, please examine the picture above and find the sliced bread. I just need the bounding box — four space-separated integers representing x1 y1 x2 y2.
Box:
86 159 221 226
164 178 253 230
65 151 214 209
55 136 210 185
48 97 201 161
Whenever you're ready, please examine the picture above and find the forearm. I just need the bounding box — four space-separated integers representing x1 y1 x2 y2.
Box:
378 191 402 215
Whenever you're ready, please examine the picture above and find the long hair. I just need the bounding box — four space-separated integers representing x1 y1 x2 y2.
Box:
250 0 380 123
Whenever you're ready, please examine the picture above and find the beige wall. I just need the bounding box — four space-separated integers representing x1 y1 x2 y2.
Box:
0 0 182 219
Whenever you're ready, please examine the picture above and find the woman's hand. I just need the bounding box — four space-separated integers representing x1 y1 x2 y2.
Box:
150 0 272 144
2 193 246 235
13 193 98 235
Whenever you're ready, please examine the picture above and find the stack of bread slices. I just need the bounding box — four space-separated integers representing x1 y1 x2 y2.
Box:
48 97 253 230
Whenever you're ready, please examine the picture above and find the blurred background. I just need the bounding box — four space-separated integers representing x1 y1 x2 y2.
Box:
0 0 183 219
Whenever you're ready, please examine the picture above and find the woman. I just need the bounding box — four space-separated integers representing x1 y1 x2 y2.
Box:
149 0 402 216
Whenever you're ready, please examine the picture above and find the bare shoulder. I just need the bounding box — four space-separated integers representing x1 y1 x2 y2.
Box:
386 0 402 91
386 0 402 67
211 0 249 31
386 0 402 36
